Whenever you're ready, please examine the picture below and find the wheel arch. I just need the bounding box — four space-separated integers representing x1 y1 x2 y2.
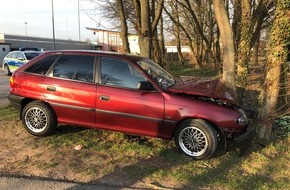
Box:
3 63 11 75
20 99 56 121
172 117 226 149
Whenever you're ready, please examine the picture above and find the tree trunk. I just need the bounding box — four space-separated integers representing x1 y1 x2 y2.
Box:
139 0 151 58
237 0 252 87
159 15 166 68
258 0 290 139
232 0 242 51
253 35 260 66
212 0 236 97
214 29 222 72
117 0 130 54
174 1 184 64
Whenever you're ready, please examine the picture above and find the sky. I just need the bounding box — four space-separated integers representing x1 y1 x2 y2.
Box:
0 0 102 41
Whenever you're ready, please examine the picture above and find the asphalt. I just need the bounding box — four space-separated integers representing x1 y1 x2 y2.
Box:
0 68 10 107
0 174 137 190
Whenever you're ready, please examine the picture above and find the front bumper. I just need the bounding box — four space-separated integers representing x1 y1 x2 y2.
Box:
233 126 255 155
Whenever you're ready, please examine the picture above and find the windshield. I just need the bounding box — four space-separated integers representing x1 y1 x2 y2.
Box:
137 59 176 89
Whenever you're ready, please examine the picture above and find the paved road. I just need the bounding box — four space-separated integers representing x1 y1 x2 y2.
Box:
0 68 10 107
0 174 136 190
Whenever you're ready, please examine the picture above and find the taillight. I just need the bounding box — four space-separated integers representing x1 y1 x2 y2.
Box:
10 76 15 88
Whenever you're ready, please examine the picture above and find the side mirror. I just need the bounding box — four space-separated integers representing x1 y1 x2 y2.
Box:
138 81 155 91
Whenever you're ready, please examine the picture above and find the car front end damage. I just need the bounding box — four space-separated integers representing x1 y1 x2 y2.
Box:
167 76 255 154
200 96 255 153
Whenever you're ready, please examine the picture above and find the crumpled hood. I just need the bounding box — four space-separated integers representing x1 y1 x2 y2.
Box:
167 77 237 104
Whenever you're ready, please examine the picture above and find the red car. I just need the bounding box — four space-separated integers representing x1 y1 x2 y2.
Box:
8 50 253 160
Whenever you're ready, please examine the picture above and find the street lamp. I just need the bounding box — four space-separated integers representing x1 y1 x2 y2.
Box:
24 21 27 36
78 0 81 41
51 0 56 50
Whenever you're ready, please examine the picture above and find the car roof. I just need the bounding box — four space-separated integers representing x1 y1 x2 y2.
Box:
44 50 148 62
9 50 42 53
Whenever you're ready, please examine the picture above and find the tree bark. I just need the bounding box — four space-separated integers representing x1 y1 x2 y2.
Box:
212 0 236 97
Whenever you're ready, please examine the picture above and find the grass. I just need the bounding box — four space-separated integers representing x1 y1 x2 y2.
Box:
1 105 289 189
0 104 18 120
166 62 219 77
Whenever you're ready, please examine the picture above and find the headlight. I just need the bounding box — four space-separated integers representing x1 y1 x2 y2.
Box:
237 109 248 125
224 92 234 101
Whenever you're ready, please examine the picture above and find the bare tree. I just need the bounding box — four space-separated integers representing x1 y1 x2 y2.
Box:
164 0 216 68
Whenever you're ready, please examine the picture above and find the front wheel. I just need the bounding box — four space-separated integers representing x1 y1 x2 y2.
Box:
21 101 57 136
4 64 11 76
174 119 218 160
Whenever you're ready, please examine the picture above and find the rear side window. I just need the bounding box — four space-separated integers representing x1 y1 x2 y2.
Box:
53 54 95 83
25 55 59 75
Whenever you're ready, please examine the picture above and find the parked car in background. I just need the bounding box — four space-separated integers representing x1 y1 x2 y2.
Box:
8 50 254 160
2 50 43 75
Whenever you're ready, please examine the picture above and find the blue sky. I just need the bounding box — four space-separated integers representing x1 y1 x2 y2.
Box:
0 0 101 41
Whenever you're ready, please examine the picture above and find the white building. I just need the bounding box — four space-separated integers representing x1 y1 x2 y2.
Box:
86 27 140 54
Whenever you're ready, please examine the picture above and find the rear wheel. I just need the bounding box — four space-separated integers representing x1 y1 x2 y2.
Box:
21 101 57 136
174 119 218 160
4 64 11 76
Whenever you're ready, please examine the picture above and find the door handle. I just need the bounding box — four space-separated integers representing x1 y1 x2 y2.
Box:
99 95 110 101
47 86 56 92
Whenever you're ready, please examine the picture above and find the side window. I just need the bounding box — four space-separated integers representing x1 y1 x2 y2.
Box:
17 52 25 60
11 52 18 59
101 57 147 89
25 55 59 75
53 54 95 83
6 53 13 58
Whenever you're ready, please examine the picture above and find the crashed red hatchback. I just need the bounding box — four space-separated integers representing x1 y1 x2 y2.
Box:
8 50 253 160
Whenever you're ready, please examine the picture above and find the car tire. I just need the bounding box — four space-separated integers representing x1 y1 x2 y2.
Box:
4 64 11 76
174 119 218 160
22 101 57 136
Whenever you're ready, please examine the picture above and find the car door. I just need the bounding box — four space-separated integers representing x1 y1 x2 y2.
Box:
6 52 19 72
15 52 26 68
95 56 166 138
42 53 96 127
